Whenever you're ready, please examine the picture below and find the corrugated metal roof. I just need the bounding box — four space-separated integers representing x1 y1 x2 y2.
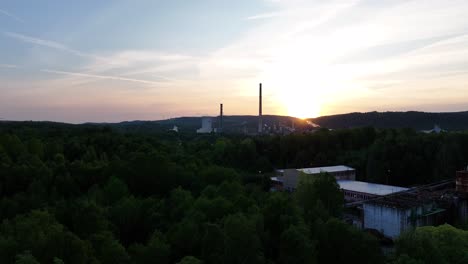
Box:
298 165 355 174
338 180 409 196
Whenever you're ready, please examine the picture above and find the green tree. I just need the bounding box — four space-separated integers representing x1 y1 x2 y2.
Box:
0 210 90 264
390 254 424 264
295 172 343 222
262 192 300 260
102 176 129 205
89 231 130 264
167 211 205 261
316 218 383 264
223 213 264 264
15 251 39 264
201 224 225 264
279 225 316 264
129 231 171 264
395 224 468 264
176 256 202 264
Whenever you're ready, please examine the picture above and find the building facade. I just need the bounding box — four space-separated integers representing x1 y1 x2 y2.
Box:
197 117 213 133
363 197 447 239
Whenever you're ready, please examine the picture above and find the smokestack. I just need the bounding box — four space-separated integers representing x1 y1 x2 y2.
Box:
258 83 263 134
219 103 223 133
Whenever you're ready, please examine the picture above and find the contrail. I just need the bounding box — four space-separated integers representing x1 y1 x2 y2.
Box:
42 69 162 85
4 32 96 59
0 8 24 23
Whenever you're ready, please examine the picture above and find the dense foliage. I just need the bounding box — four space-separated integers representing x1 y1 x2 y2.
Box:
392 224 468 264
0 122 467 263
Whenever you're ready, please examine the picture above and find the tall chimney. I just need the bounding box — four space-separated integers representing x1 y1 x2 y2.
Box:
258 83 263 134
219 103 223 133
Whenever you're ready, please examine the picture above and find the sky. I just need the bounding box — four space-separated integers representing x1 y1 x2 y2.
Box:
1 0 468 123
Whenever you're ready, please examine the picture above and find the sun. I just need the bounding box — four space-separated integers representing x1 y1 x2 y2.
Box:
290 106 321 119
285 97 322 119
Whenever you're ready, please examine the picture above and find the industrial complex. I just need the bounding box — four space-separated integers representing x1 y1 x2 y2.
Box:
271 165 468 239
197 83 301 134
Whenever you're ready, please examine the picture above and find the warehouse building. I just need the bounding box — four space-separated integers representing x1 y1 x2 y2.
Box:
276 165 355 191
272 165 468 240
338 180 409 202
358 171 468 239
362 185 452 239
272 165 408 202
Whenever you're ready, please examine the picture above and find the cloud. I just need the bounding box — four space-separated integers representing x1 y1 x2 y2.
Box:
3 32 192 77
0 8 24 23
0 64 17 68
4 32 105 61
84 50 198 74
245 11 285 20
41 69 164 85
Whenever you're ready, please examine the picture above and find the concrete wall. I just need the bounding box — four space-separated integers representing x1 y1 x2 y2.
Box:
458 199 468 223
363 204 412 239
282 169 300 191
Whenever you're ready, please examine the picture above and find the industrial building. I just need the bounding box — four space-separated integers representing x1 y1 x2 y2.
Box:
197 117 213 133
273 165 356 191
271 165 468 240
338 180 409 202
272 165 407 201
360 181 458 239
356 169 468 239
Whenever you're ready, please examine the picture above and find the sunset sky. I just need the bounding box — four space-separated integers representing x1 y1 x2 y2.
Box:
1 0 468 122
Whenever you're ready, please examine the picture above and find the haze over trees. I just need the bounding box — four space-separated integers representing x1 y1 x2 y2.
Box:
116 111 468 133
0 122 467 263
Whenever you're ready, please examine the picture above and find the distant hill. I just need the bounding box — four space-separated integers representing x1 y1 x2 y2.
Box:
2 111 468 133
114 111 468 133
309 111 468 131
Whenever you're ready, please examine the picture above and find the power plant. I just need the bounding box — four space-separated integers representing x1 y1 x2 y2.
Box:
196 117 213 133
195 82 302 134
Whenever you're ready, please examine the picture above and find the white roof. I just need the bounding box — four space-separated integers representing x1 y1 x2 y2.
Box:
338 180 409 196
270 177 283 182
298 165 355 174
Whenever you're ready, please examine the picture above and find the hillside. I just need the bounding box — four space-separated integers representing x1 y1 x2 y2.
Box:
2 111 468 133
310 111 468 131
114 111 468 133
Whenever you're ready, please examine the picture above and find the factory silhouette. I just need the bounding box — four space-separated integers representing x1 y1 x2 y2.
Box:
196 83 302 135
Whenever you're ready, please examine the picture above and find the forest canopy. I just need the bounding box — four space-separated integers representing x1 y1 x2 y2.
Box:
0 122 468 263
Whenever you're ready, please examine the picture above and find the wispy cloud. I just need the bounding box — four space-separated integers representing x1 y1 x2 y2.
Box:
0 64 17 68
245 11 285 20
41 69 164 85
84 50 198 74
5 32 199 78
0 8 24 23
4 32 104 61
